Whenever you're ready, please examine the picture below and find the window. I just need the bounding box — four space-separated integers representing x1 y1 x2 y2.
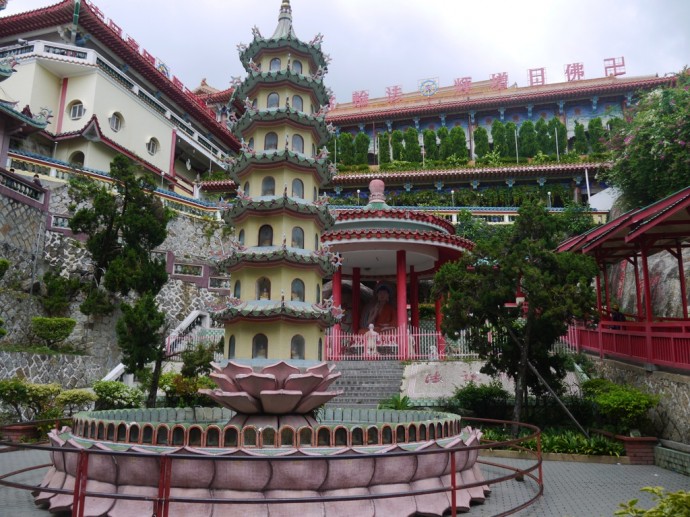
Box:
68 151 85 168
292 95 303 111
238 229 245 245
228 335 236 359
316 284 321 303
292 60 303 74
312 143 316 156
248 137 254 149
291 226 304 249
258 225 273 246
234 280 241 298
147 137 159 155
252 334 268 359
292 134 304 154
291 178 304 199
242 182 249 195
261 176 275 196
313 187 318 201
315 233 319 250
291 279 305 302
267 92 280 109
257 277 271 299
109 112 123 132
290 335 305 359
269 58 281 72
69 102 85 120
264 132 278 150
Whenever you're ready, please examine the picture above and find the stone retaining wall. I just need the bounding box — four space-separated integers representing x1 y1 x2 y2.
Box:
0 350 107 388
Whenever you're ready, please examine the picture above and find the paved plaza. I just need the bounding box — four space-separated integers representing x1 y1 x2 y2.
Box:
0 446 687 516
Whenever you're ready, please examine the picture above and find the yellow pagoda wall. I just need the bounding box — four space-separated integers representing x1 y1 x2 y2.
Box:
225 322 324 360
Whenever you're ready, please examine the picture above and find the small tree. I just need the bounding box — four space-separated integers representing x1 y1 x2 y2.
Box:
377 132 391 164
337 132 355 165
491 120 508 156
403 127 422 162
437 126 451 160
547 117 568 156
448 126 468 161
422 129 438 161
353 132 370 165
0 258 8 338
519 120 538 158
473 126 490 158
41 271 81 316
535 117 551 154
390 130 405 160
587 117 607 153
31 317 76 349
573 120 589 154
504 122 518 157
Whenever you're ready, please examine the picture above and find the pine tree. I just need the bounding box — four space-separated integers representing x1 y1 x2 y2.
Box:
403 127 422 162
504 122 518 157
338 132 355 165
378 132 391 164
547 117 567 156
448 126 468 160
437 126 451 160
391 130 405 161
535 117 551 154
573 121 589 154
353 132 370 165
491 120 508 156
519 120 538 158
473 126 490 158
587 117 606 153
423 129 439 161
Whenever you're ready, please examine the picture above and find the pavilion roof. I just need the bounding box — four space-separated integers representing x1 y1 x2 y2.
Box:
557 186 690 263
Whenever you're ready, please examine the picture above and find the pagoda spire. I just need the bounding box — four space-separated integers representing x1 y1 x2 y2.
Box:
270 0 298 40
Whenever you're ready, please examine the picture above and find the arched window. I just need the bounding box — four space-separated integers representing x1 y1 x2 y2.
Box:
292 95 303 111
233 280 241 298
291 178 304 199
269 58 281 72
109 112 123 132
258 225 273 246
248 137 254 149
257 277 271 300
69 101 85 120
69 151 85 168
313 187 318 201
292 134 304 153
316 284 321 303
291 226 304 249
264 132 278 150
238 229 245 245
242 181 249 195
267 92 280 109
312 143 316 157
252 334 268 358
292 60 303 74
146 137 159 155
290 279 305 302
290 335 305 359
261 176 275 196
228 335 236 359
315 233 319 250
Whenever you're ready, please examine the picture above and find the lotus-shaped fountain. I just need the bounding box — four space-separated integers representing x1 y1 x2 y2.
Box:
199 361 342 428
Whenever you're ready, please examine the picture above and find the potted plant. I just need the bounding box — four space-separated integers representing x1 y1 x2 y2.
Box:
582 378 660 464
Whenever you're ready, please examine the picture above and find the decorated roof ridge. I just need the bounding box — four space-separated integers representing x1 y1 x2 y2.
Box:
198 87 234 104
330 204 573 213
225 149 335 185
0 100 50 129
271 0 298 40
334 207 456 234
229 107 329 144
227 196 335 228
214 247 340 275
0 56 18 81
0 0 241 151
208 297 343 326
326 75 674 124
331 161 610 183
321 228 475 251
230 68 329 105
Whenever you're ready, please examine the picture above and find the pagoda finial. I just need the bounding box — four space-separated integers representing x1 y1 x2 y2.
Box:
270 0 298 40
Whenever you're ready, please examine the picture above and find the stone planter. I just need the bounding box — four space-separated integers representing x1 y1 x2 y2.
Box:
616 435 658 465
0 423 40 443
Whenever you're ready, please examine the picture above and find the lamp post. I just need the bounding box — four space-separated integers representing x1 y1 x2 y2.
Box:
514 129 519 164
161 170 165 188
554 126 560 162
356 189 360 205
547 191 552 209
451 189 455 207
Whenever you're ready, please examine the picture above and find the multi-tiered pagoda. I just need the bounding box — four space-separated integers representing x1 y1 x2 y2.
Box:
212 0 341 361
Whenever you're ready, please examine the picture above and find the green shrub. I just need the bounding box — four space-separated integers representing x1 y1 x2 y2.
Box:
92 380 143 410
443 381 510 419
31 317 76 349
0 258 9 280
378 394 413 410
0 377 31 421
55 389 97 416
41 271 81 316
582 379 659 434
158 373 215 407
480 426 624 456
615 487 690 516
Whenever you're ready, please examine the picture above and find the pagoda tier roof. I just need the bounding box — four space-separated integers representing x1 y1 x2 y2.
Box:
228 195 334 230
327 75 674 125
0 0 240 151
208 298 342 328
227 149 334 185
214 246 339 276
0 101 50 133
231 108 329 146
331 162 610 186
199 179 236 192
334 207 455 234
322 228 473 251
231 69 330 108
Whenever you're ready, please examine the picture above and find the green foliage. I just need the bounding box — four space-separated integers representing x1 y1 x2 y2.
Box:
556 204 599 238
482 427 625 456
587 117 607 153
582 379 659 434
547 117 567 156
180 343 217 378
40 271 81 316
378 132 391 164
437 126 451 160
54 389 97 416
390 130 404 160
535 117 551 154
504 122 518 157
403 127 422 162
337 132 355 165
443 381 510 419
448 126 468 160
422 129 438 160
31 317 76 349
0 258 9 280
79 286 115 316
0 377 31 421
491 120 508 156
604 69 690 209
434 202 598 423
158 373 216 407
92 380 143 410
573 120 589 154
473 126 490 158
518 120 538 158
615 487 690 516
476 150 502 166
559 151 582 163
353 132 370 165
116 293 166 373
378 394 413 410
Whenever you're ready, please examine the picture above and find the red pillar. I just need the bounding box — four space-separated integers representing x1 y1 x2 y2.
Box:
333 269 343 359
352 267 361 332
602 264 611 317
632 255 643 321
674 244 688 319
396 250 408 359
640 248 654 364
410 267 420 329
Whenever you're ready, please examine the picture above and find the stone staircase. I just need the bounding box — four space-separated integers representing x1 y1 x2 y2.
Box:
328 361 405 408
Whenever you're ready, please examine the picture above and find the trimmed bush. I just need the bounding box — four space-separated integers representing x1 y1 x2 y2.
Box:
31 317 76 349
582 379 659 434
443 381 510 419
55 389 97 416
92 380 143 410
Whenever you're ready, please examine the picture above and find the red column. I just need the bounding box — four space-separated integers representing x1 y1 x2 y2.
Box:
632 255 643 321
396 250 408 359
674 244 688 319
410 267 420 329
352 267 361 332
602 264 611 317
333 269 342 360
641 248 654 364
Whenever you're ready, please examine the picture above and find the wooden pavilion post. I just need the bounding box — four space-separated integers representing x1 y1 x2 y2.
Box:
332 268 343 359
672 244 688 319
410 267 420 329
352 267 361 333
632 254 643 321
640 247 654 364
396 250 408 359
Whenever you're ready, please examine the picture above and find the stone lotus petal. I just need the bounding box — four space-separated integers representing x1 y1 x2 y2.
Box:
260 390 303 414
283 373 323 393
305 362 334 377
235 372 278 398
293 391 343 414
312 371 341 392
199 389 262 414
209 372 241 392
261 361 302 385
213 360 253 378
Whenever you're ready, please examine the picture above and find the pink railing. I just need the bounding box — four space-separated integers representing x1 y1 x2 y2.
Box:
564 321 690 372
165 328 225 362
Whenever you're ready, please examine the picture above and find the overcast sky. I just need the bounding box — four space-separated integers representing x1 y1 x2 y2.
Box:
4 0 689 104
